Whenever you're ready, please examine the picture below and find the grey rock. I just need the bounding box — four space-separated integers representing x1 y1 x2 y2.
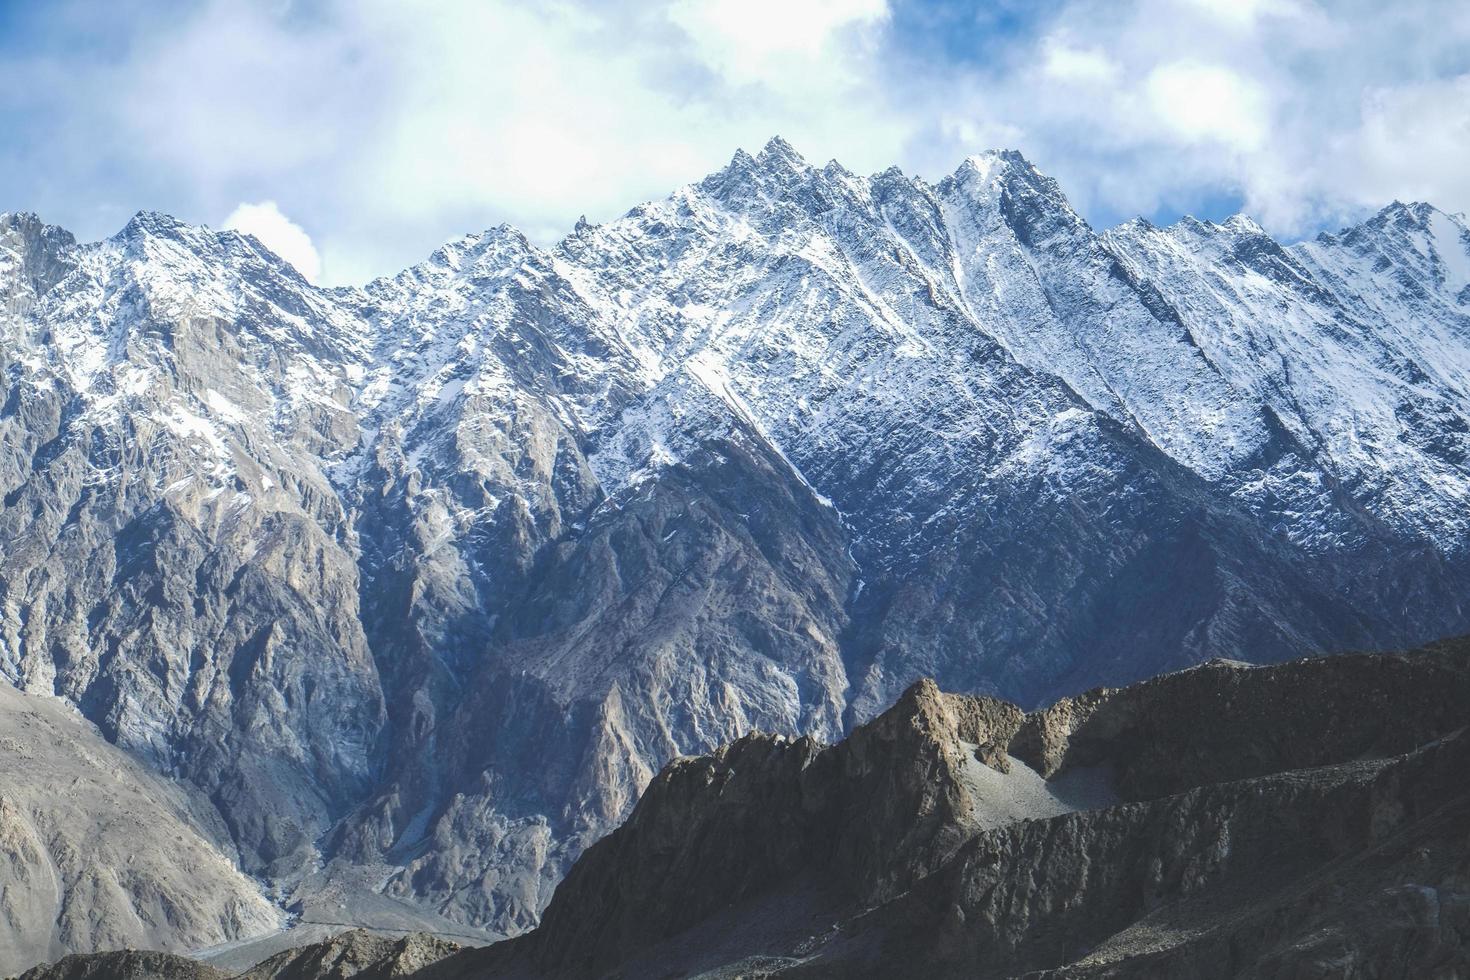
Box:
240 930 460 980
0 680 281 976
12 950 227 980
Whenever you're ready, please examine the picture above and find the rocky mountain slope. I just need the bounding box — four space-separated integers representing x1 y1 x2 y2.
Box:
3 139 1470 959
416 637 1470 978
18 637 1469 979
0 682 281 974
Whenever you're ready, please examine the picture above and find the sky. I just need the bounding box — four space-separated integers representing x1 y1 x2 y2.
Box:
2 0 1468 286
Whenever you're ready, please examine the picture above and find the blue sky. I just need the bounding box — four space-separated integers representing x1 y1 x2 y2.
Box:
2 0 1467 284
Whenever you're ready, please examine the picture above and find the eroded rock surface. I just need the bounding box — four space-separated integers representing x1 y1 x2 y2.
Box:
0 682 281 975
239 931 460 980
435 638 1470 979
14 951 227 980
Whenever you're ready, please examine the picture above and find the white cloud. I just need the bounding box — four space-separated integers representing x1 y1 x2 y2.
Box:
4 0 1470 281
88 0 905 283
1350 74 1470 209
907 0 1470 236
1041 40 1120 85
222 201 323 283
1146 61 1268 151
668 0 888 86
1175 0 1292 28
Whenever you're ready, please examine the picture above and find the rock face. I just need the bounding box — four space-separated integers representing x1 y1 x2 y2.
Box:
434 637 1470 979
4 139 1470 954
0 681 282 976
239 931 460 980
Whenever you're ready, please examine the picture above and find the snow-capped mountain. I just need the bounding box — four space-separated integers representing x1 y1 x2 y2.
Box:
2 139 1470 955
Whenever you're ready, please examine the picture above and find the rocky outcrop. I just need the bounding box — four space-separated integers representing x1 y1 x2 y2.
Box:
433 637 1470 979
13 950 228 980
11 931 461 980
240 931 460 980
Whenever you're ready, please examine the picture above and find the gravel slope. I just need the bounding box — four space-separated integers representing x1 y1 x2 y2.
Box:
0 682 281 975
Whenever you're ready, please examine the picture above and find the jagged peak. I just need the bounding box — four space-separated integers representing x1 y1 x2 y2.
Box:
700 136 814 178
104 210 303 283
951 153 999 184
1312 199 1455 250
941 149 1088 243
476 221 532 249
1107 211 1275 254
1223 213 1265 235
117 209 193 240
1103 216 1158 241
696 137 826 203
872 676 977 745
895 675 945 710
951 148 1043 182
1165 212 1267 238
108 210 246 267
822 157 855 180
692 147 762 200
1368 199 1439 232
755 135 809 172
0 210 78 254
1358 199 1452 236
994 147 1042 171
418 223 534 272
0 209 45 229
944 149 1070 207
727 147 757 171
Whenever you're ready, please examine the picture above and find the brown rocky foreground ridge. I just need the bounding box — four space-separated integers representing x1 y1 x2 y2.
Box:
14 637 1470 979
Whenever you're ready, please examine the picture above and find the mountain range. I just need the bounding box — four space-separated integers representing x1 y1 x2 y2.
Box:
2 138 1470 972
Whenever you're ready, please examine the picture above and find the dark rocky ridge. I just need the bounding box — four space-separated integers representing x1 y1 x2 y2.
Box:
430 637 1470 979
